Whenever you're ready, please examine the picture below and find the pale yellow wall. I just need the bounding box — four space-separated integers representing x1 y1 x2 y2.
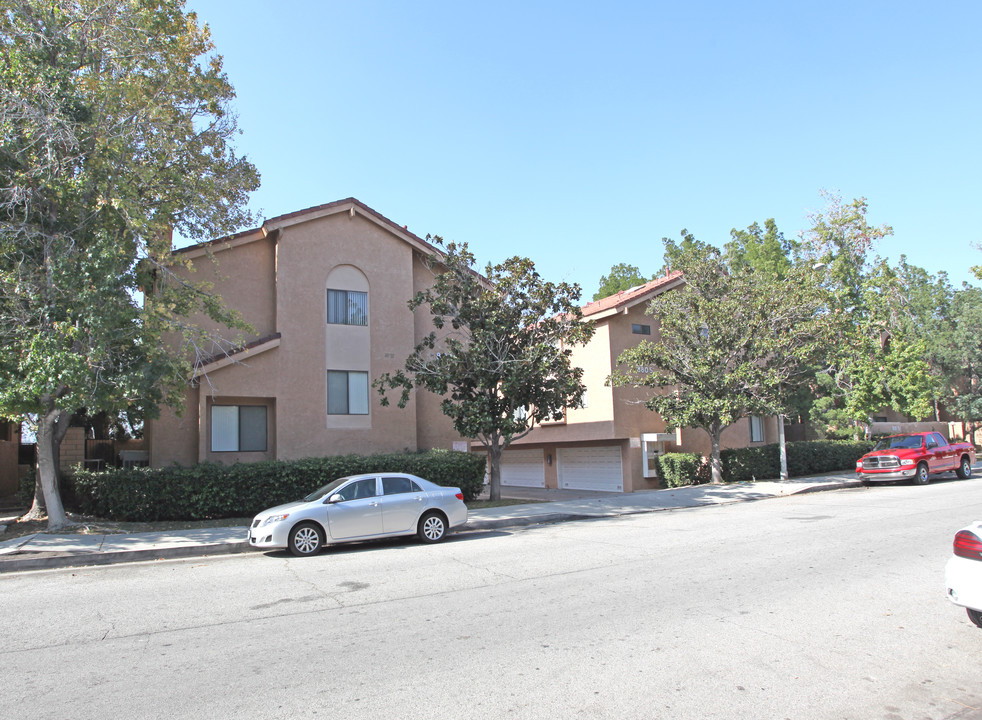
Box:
563 322 615 426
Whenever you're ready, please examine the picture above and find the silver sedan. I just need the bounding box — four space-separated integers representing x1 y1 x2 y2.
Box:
248 473 468 556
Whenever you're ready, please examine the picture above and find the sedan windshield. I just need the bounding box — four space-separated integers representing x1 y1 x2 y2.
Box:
873 435 923 451
303 477 352 502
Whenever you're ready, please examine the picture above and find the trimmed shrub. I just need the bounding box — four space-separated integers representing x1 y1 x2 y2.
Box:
656 453 709 488
67 449 487 522
720 440 873 483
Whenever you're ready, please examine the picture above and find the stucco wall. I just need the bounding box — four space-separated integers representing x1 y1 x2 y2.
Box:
0 440 18 497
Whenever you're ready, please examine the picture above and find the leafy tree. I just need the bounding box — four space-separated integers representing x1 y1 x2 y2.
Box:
593 263 649 300
865 257 956 419
375 240 594 501
797 193 936 436
0 0 259 528
949 286 982 437
611 233 822 483
724 218 796 279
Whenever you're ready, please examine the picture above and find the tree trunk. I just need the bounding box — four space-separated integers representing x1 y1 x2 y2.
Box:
22 470 46 520
487 441 503 502
709 423 723 484
36 405 71 530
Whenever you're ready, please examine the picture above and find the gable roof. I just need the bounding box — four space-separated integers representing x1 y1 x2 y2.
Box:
581 271 684 320
174 197 442 260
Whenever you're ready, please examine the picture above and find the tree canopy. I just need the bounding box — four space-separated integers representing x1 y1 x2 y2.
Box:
593 263 650 300
376 240 594 501
611 232 822 483
0 0 259 527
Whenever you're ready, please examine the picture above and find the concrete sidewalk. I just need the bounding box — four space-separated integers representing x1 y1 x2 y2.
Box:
0 472 862 573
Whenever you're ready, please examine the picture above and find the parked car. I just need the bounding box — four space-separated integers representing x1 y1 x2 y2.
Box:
249 473 468 557
945 521 982 628
856 432 976 485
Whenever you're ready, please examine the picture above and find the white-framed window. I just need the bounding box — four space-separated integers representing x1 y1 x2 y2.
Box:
750 415 764 443
327 289 368 326
327 371 369 415
211 405 267 452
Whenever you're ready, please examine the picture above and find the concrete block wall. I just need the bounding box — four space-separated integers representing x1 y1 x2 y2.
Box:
60 427 85 471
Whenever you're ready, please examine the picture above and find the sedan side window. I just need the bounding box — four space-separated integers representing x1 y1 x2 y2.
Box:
383 476 417 495
336 478 378 501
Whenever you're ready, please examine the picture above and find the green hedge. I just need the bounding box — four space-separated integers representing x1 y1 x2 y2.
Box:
67 449 487 522
720 440 873 483
655 453 710 488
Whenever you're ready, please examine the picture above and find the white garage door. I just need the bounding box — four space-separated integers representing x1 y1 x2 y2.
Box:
499 448 546 488
559 446 623 492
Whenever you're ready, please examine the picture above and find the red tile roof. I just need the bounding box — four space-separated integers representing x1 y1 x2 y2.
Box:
581 271 684 318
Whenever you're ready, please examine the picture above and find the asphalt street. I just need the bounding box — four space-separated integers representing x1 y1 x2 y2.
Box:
2 479 981 720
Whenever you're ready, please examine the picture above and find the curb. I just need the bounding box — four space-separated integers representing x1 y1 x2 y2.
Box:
0 480 864 573
0 541 251 574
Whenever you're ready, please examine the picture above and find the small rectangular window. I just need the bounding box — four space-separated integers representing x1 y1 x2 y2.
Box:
750 416 764 443
327 289 368 326
632 324 651 335
211 405 267 452
328 371 370 415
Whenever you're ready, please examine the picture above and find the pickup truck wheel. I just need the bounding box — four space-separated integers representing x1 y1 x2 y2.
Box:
957 456 973 480
913 462 930 485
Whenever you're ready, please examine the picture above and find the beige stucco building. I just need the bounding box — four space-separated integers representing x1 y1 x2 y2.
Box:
494 274 780 493
145 198 467 467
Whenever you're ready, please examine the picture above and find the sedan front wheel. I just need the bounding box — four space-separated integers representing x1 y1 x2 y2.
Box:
968 608 982 628
288 522 324 557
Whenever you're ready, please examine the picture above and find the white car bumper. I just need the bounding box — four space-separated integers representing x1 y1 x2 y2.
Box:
945 555 982 612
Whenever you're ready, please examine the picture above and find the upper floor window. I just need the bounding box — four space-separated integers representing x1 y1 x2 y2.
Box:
632 323 651 335
212 405 267 452
327 289 367 326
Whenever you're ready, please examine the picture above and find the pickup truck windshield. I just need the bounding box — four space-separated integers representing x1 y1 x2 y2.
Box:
873 435 923 451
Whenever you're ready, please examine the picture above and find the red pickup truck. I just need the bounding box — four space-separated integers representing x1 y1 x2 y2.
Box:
856 431 976 485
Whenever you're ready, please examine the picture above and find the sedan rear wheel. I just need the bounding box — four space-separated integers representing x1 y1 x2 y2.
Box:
417 512 447 543
288 522 324 557
913 463 930 485
967 608 982 628
957 456 973 480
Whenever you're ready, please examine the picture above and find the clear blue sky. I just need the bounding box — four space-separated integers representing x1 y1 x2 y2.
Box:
184 0 982 298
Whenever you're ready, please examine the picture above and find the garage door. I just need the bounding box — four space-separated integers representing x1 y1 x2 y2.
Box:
499 448 545 488
558 446 623 492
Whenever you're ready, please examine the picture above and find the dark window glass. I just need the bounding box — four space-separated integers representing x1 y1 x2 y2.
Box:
631 324 651 335
382 476 415 495
337 478 378 501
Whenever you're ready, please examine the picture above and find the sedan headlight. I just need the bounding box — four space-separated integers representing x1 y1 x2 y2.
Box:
261 513 290 526
900 459 915 466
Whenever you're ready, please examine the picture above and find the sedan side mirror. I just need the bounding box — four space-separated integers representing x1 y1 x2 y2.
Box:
326 494 342 504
